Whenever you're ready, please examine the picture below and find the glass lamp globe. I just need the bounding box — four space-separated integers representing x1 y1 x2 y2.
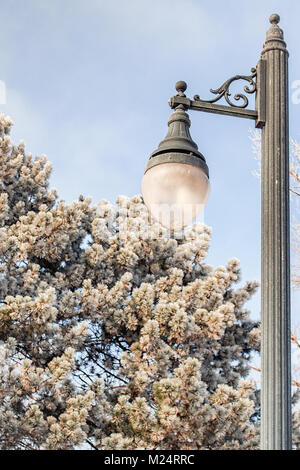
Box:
142 161 210 231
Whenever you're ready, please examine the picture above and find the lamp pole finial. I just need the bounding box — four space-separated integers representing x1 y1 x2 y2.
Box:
269 13 280 25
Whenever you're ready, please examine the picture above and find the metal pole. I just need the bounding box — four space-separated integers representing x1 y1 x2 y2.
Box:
260 14 292 450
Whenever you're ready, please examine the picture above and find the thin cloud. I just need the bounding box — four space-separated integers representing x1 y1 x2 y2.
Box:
28 0 225 57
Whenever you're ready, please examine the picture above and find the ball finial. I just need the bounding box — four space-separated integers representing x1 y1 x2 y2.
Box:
175 81 187 94
269 13 280 25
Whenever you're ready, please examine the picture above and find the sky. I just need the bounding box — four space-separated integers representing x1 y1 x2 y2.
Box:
0 0 300 348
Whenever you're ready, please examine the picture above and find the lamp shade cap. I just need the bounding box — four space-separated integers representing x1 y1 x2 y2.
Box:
146 106 209 177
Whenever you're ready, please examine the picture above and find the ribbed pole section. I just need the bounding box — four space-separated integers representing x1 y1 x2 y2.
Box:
260 14 292 450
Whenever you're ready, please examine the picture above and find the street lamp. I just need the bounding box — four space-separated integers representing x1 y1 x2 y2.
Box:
141 91 210 230
142 14 292 450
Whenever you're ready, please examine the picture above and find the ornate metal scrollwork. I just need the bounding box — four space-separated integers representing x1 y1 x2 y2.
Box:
193 67 257 109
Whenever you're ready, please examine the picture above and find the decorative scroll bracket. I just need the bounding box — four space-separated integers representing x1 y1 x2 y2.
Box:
169 63 266 129
194 67 257 108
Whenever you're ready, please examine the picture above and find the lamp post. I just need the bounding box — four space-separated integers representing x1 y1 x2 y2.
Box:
142 14 292 450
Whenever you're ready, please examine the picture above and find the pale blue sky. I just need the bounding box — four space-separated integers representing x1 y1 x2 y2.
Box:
1 0 300 337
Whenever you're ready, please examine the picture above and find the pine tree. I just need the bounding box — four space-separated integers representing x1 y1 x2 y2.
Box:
0 114 298 450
